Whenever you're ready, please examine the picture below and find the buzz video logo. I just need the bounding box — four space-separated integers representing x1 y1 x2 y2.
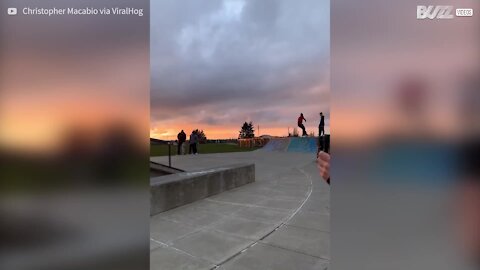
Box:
417 5 454 19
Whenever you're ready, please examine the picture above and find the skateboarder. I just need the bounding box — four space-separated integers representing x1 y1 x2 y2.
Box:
319 112 325 136
298 113 307 136
177 130 186 155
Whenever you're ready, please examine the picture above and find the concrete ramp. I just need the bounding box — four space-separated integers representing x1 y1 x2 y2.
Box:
287 137 318 153
261 138 290 152
261 137 318 153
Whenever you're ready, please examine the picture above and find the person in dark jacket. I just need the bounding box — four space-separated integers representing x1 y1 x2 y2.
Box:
189 130 199 155
319 112 325 136
177 130 186 155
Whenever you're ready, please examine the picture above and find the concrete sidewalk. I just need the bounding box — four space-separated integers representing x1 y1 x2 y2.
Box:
150 151 329 270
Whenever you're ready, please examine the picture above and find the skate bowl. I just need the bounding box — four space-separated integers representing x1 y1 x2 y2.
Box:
261 138 290 152
261 137 318 153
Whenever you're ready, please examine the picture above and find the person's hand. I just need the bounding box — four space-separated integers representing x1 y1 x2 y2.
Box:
317 151 330 183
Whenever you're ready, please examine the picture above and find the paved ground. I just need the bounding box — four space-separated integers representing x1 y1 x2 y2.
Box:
150 151 330 270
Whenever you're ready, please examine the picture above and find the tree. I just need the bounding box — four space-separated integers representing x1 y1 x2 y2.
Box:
194 129 207 143
239 121 255 139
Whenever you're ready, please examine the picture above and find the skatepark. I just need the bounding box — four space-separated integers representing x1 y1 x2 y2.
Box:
150 137 330 270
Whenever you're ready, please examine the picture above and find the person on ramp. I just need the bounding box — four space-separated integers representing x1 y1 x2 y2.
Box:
177 130 186 155
319 112 325 136
317 112 327 157
298 113 308 136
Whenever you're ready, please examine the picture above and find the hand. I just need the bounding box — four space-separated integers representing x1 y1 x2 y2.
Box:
317 151 330 183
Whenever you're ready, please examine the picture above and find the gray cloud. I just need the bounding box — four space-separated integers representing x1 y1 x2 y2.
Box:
151 0 329 133
1 0 148 55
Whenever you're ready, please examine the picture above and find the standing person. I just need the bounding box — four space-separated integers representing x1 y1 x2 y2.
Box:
189 130 198 155
298 113 307 136
319 112 325 136
177 130 186 155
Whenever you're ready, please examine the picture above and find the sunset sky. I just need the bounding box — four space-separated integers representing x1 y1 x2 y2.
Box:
150 0 330 140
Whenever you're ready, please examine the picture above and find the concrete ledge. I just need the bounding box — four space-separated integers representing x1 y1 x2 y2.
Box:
150 163 255 215
150 161 185 177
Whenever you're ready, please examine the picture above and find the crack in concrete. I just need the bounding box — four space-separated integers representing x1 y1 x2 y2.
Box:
211 167 314 269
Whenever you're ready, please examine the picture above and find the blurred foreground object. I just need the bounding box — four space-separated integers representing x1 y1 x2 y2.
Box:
0 0 150 269
331 0 479 269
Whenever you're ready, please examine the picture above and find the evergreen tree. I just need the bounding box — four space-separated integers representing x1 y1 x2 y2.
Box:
239 121 255 139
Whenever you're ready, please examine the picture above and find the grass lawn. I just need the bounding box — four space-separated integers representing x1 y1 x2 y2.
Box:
151 143 261 156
